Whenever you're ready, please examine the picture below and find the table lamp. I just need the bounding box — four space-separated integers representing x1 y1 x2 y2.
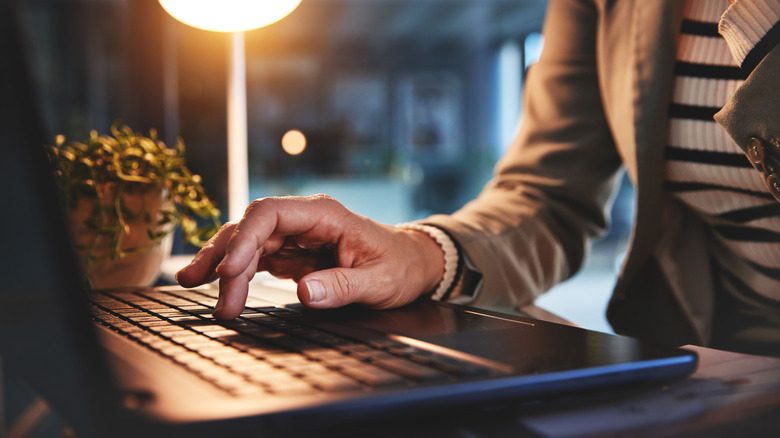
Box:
158 0 302 221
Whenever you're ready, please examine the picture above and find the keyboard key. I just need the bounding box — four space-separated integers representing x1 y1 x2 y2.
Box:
264 353 311 367
244 368 299 385
241 344 287 358
304 372 362 392
317 356 365 370
264 378 316 395
229 361 279 375
285 362 333 376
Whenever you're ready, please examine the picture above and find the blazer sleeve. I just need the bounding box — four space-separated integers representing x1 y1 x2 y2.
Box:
423 0 624 311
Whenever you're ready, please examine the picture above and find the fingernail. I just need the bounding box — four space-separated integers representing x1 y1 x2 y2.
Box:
306 279 325 303
214 296 224 312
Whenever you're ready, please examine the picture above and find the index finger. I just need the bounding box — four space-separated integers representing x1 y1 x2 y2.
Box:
216 195 348 279
176 222 237 287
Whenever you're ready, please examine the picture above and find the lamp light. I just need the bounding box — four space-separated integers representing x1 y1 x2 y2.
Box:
159 0 302 221
158 0 302 32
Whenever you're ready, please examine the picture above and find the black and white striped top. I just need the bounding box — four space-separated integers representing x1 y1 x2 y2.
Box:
665 0 780 308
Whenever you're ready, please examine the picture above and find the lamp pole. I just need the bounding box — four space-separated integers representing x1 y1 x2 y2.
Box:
157 0 302 222
227 31 249 221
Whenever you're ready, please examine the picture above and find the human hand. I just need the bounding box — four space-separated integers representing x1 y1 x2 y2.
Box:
175 195 445 319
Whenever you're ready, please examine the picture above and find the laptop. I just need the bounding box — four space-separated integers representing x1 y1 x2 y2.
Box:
0 3 697 437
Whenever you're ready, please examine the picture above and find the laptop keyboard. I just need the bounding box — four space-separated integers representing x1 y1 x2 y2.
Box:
89 288 497 397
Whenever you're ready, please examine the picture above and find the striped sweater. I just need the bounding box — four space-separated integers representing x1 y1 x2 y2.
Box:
665 0 780 312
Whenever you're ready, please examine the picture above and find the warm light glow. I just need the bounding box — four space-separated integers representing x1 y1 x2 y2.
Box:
158 0 302 221
158 0 302 32
281 130 307 155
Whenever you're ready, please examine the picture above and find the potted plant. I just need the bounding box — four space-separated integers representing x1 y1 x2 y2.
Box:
47 122 221 289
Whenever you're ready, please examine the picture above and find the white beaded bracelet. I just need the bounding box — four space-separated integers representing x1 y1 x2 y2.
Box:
396 223 459 300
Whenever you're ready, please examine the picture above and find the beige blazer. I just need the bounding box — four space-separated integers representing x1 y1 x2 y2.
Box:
425 0 780 347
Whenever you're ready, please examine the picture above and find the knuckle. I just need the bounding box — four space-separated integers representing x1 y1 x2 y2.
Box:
308 194 345 212
203 222 236 247
216 221 238 234
245 197 273 215
308 193 335 202
219 221 239 235
331 269 355 302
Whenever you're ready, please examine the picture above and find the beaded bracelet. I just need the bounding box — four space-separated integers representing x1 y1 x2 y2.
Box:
396 223 459 300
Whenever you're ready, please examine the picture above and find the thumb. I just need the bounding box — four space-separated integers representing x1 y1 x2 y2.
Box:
297 267 374 309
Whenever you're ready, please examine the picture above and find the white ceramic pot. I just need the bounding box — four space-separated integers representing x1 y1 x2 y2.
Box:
68 184 174 289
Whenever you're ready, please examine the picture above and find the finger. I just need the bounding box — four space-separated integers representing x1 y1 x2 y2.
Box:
212 277 248 320
176 222 237 287
212 249 262 320
217 196 346 279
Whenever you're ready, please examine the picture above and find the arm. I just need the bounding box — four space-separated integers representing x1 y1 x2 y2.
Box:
424 0 624 310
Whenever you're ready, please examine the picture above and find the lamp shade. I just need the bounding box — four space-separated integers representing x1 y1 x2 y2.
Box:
158 0 302 32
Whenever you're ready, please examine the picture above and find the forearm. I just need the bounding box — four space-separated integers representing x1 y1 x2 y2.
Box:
424 0 624 311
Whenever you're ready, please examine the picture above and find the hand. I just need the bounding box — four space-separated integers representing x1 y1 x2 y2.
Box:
175 195 445 319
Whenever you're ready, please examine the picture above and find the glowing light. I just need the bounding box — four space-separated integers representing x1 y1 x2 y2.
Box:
158 0 302 221
158 0 302 33
282 130 307 155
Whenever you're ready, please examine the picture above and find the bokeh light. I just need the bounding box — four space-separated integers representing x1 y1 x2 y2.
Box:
281 130 307 155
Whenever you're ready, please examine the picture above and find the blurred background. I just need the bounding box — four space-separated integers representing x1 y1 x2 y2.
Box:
16 0 634 332
19 0 550 225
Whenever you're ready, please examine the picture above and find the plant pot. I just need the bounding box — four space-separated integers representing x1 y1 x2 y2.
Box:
68 184 175 289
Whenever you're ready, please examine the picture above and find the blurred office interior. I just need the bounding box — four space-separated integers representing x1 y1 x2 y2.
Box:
16 0 632 332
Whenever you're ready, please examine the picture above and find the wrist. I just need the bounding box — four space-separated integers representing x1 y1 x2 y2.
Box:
396 223 459 300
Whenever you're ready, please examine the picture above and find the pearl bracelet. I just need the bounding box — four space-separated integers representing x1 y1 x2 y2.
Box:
396 223 459 300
